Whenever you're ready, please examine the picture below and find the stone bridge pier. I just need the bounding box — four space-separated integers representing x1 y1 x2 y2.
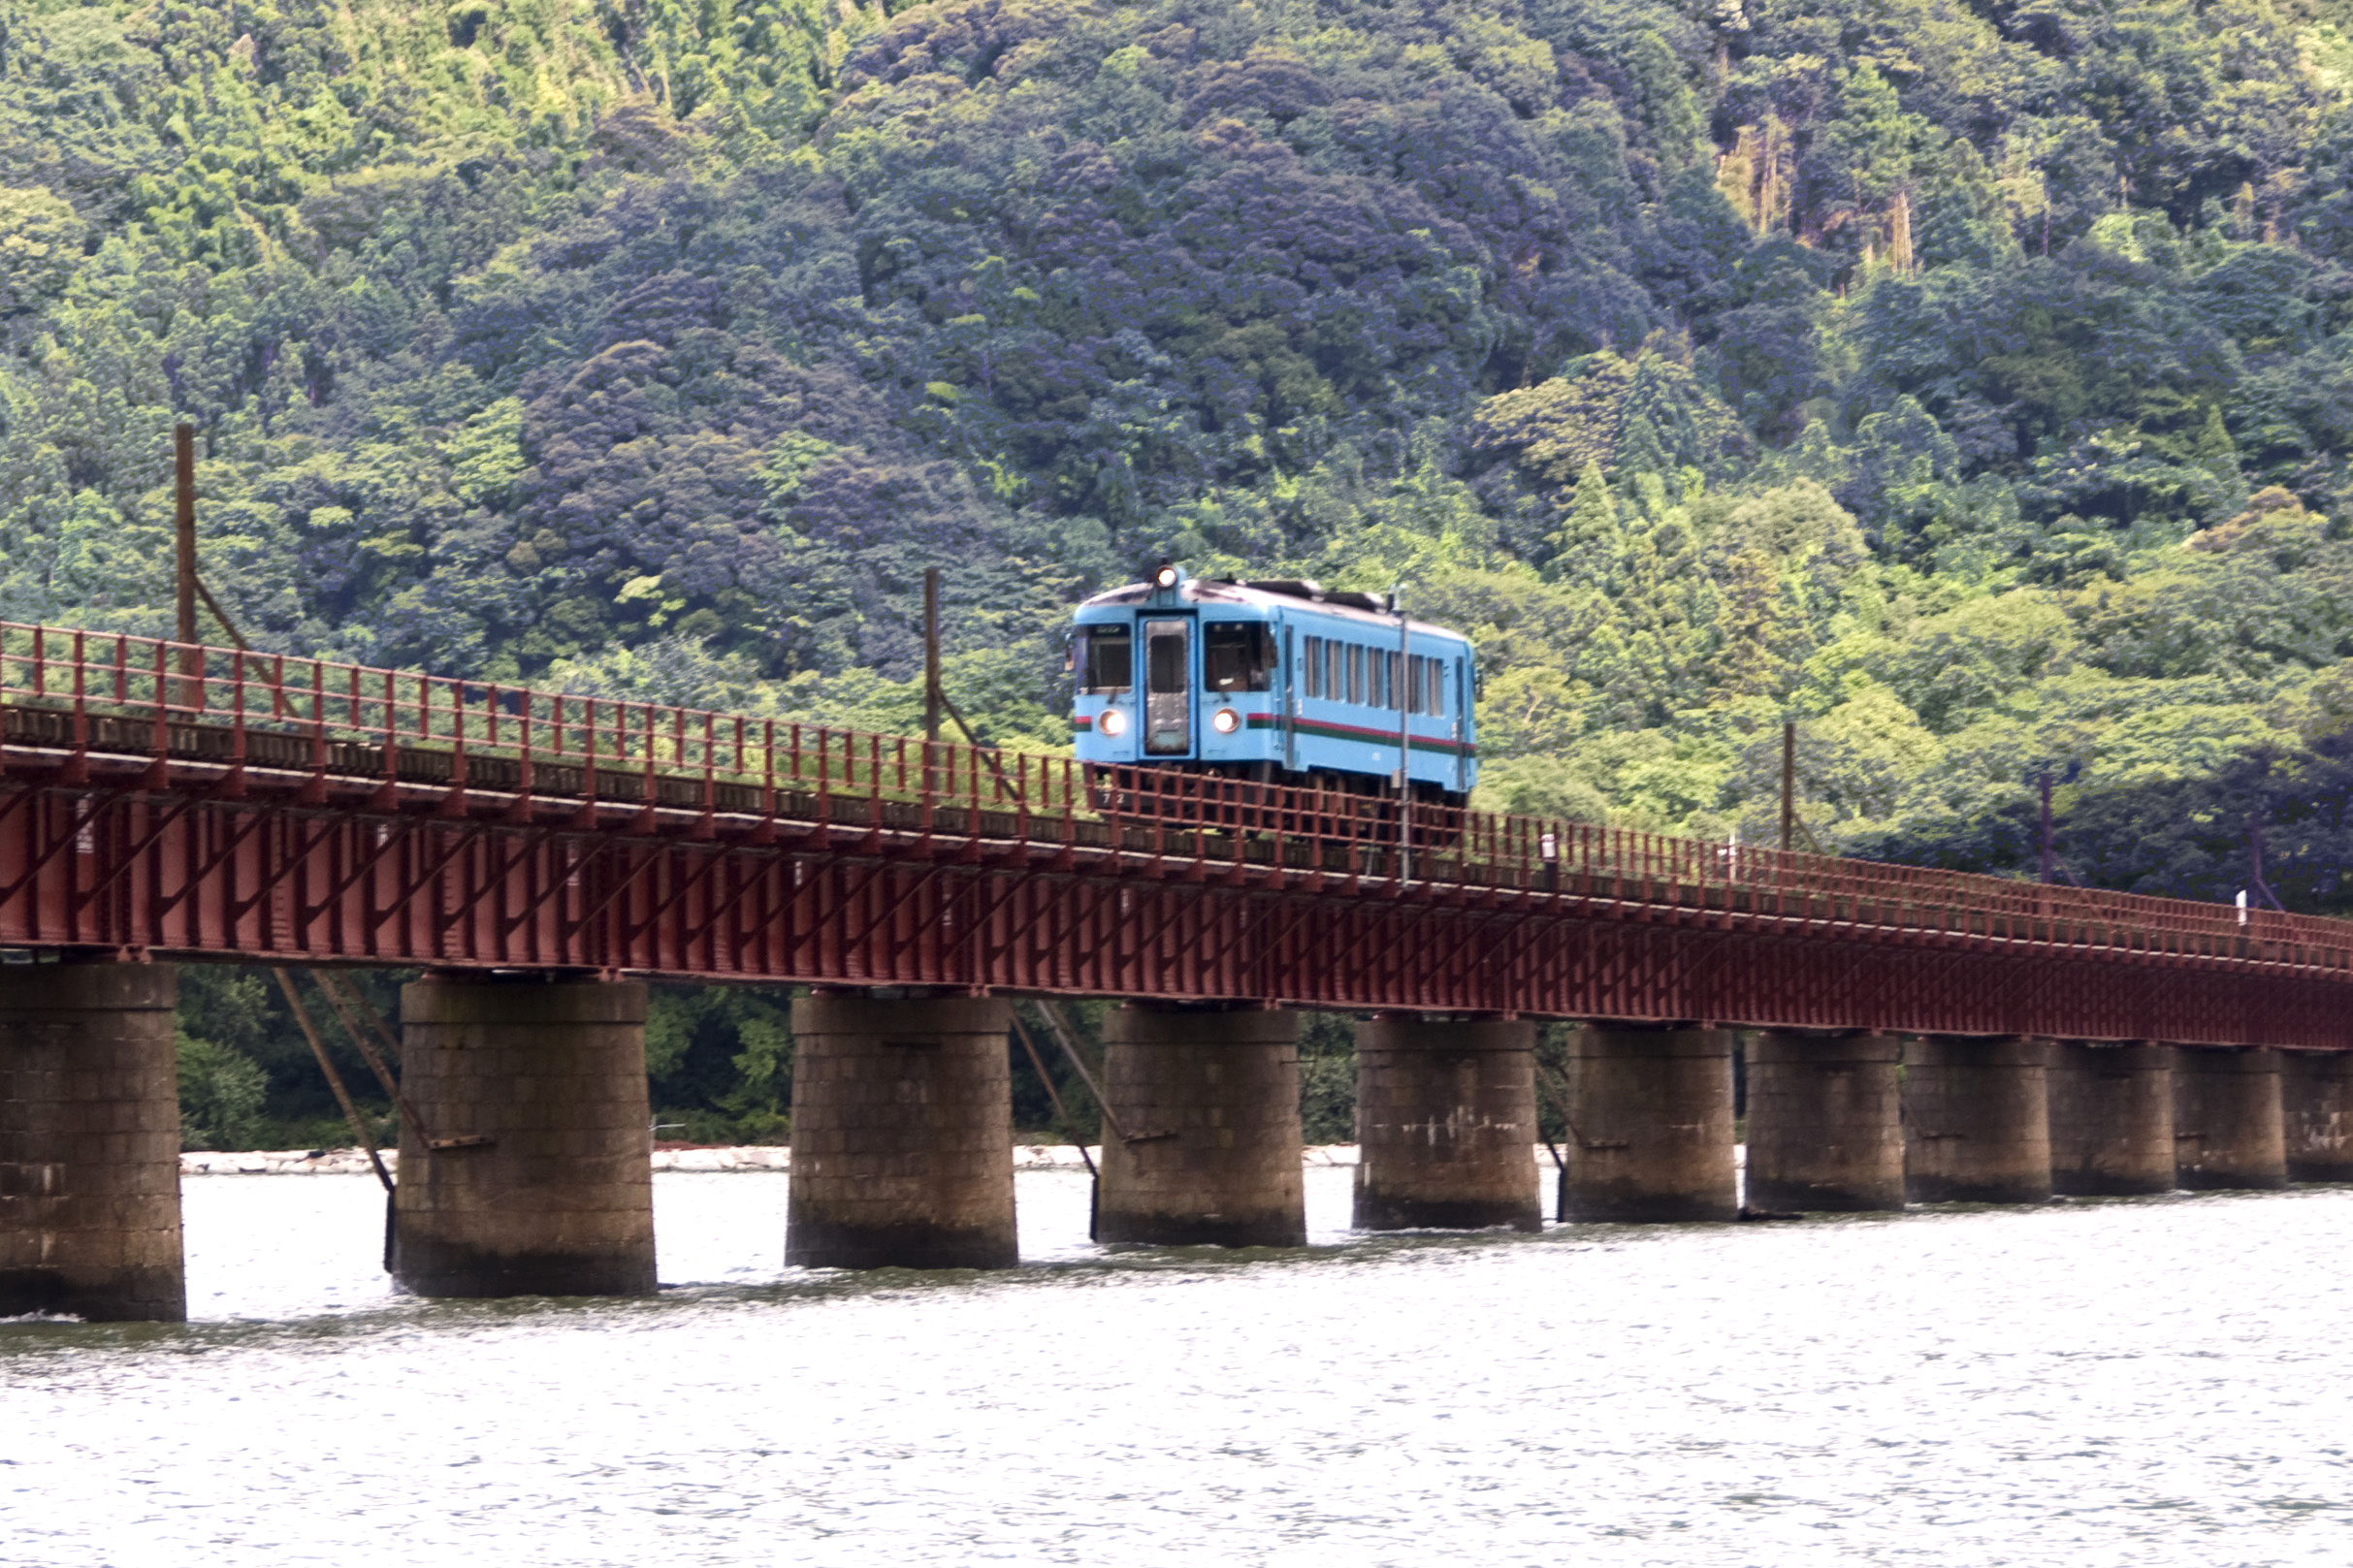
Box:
0 961 185 1322
1901 1035 2051 1204
1351 1014 1541 1232
2173 1047 2288 1191
2282 1051 2353 1183
785 991 1017 1269
1743 1031 1906 1213
1559 1025 1738 1223
1096 1003 1305 1247
2047 1041 2176 1197
392 973 657 1297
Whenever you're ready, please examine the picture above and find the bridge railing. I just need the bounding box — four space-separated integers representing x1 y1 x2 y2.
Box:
1089 764 2348 957
1 620 2346 965
0 622 1094 815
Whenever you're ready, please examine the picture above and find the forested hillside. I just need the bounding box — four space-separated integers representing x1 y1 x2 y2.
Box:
13 0 2353 1139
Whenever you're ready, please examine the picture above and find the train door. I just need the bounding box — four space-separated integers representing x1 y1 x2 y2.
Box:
1280 624 1298 771
1142 617 1193 756
1452 656 1468 792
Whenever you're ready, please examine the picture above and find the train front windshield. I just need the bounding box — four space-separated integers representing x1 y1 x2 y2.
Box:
1080 626 1132 691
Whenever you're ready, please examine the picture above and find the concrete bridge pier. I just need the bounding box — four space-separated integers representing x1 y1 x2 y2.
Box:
1743 1031 1906 1212
2173 1046 2288 1191
392 974 657 1296
1097 1004 1305 1247
1559 1025 1738 1223
2282 1051 2353 1183
1902 1036 2051 1203
785 992 1017 1269
1351 1015 1542 1232
0 962 185 1322
2047 1041 2176 1197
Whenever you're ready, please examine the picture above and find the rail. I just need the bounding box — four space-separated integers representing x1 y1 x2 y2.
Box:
1 619 2346 969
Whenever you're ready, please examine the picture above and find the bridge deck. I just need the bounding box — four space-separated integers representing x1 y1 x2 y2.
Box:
1 622 2347 1046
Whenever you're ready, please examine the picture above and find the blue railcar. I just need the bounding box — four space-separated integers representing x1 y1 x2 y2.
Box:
1070 569 1478 805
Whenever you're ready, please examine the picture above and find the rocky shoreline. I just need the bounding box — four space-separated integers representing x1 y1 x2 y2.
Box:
182 1144 1369 1176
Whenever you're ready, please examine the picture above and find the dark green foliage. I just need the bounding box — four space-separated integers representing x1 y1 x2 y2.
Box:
173 965 406 1148
1296 1013 1358 1146
9 0 2353 1141
175 1034 267 1151
1847 728 2353 915
645 983 795 1142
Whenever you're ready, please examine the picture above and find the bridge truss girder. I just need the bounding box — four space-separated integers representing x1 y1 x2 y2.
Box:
0 771 2345 1048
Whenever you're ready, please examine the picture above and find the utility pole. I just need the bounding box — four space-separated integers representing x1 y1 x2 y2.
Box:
175 423 197 648
2040 770 2055 884
175 423 200 702
913 564 1019 797
922 566 943 745
2248 812 2285 912
1779 720 1795 852
1395 587 1412 886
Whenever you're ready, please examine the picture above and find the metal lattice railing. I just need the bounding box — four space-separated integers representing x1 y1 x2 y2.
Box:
1 619 2344 965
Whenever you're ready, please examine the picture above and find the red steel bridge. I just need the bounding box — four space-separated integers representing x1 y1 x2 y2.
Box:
1 621 2348 1048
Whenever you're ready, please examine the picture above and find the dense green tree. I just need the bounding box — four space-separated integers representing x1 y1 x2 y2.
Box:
6 0 2353 1139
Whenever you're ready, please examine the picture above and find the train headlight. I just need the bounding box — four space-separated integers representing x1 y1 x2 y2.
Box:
1153 562 1180 591
1211 707 1240 734
1099 707 1128 737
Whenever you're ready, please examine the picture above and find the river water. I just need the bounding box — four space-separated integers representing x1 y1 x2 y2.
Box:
4 1169 2350 1566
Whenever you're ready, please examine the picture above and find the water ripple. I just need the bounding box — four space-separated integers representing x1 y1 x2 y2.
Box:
3 1171 2350 1565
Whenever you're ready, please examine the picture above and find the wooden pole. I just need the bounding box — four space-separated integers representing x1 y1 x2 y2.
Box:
1010 1011 1096 1177
1780 720 1795 853
1396 589 1412 885
2040 771 2055 884
923 566 943 744
175 423 200 706
1034 999 1134 1143
1011 1008 1101 1240
175 424 197 650
913 563 1022 796
272 968 393 1194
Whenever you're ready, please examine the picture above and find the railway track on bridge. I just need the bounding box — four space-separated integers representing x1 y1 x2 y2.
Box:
6 619 2352 1318
1 620 2349 1044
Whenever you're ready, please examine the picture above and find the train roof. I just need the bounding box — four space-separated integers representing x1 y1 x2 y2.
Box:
1077 577 1470 643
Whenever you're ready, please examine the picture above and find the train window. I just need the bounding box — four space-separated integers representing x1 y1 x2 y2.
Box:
1403 654 1437 716
1302 636 1320 698
1382 651 1398 711
1080 626 1132 692
1204 622 1272 692
1325 639 1339 699
1345 644 1363 705
1146 622 1189 692
1429 657 1444 716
